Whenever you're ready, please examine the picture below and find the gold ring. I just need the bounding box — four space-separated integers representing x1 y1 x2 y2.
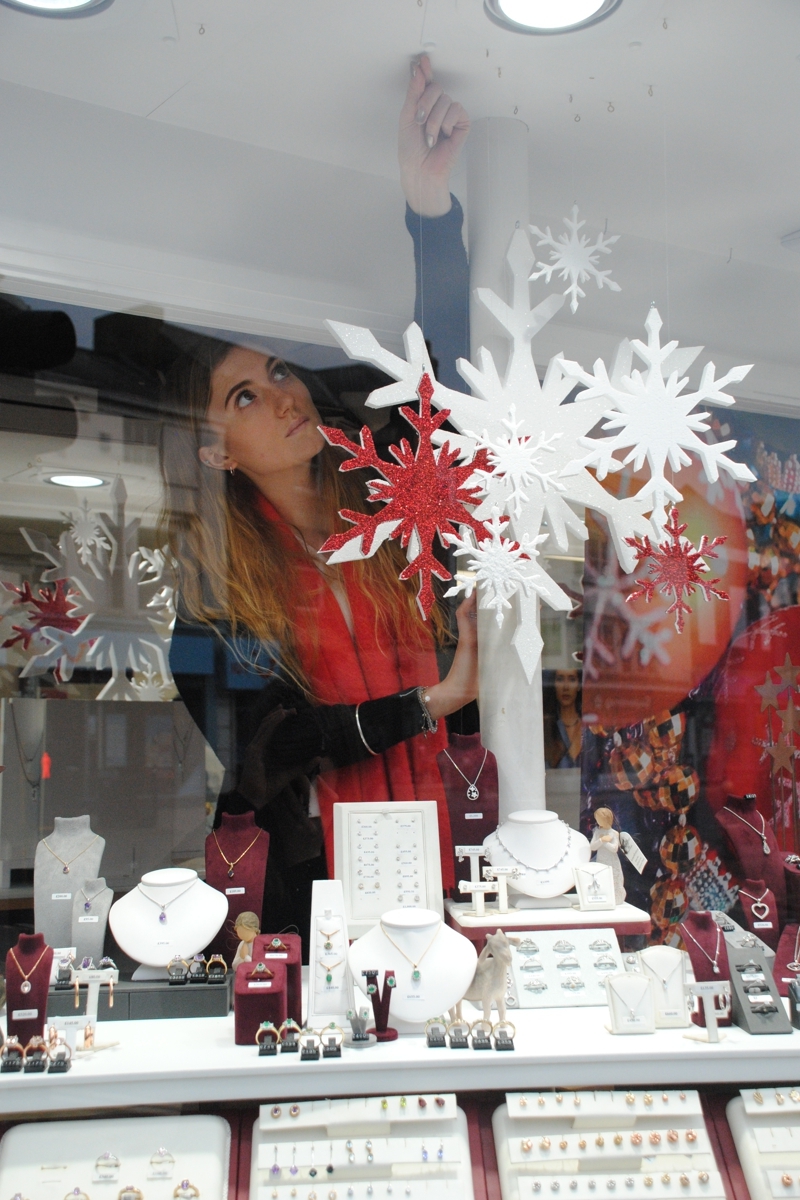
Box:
48 1039 72 1063
278 1018 300 1041
64 1192 90 1200
255 1022 279 1047
23 1035 48 1061
151 1147 176 1166
445 1019 470 1039
492 1021 516 1041
206 954 228 975
118 1189 144 1200
470 1019 493 1037
320 1022 344 1047
2 1036 24 1061
173 1182 201 1199
96 1152 122 1170
425 1016 447 1033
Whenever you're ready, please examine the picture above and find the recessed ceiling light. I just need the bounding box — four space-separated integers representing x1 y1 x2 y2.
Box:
0 0 112 13
485 0 622 34
48 474 106 488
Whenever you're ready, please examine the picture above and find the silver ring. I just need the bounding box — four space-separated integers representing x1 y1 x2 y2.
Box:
520 957 544 972
552 940 575 954
561 975 585 990
524 979 548 992
557 956 581 970
589 939 612 952
594 955 618 971
517 938 539 953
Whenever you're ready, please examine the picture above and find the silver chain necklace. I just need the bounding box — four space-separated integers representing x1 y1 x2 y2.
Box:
493 821 572 876
442 748 488 802
682 923 722 974
137 879 197 925
721 805 771 855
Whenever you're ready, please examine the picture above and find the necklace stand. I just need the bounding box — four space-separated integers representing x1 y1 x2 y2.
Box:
774 923 800 996
347 908 477 1029
484 810 590 901
679 911 732 1028
70 877 113 963
108 868 227 975
204 813 269 960
6 932 53 1042
716 794 786 921
34 816 105 949
736 877 779 950
437 734 499 891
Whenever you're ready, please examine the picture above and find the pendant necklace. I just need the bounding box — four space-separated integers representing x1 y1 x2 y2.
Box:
10 703 44 804
137 879 197 925
319 959 343 984
442 747 488 803
319 928 339 952
493 822 572 877
721 805 771 855
79 883 108 913
682 923 722 974
643 955 683 993
213 829 263 879
379 921 442 982
787 927 800 973
739 886 771 921
608 976 650 1020
9 946 49 995
42 833 100 875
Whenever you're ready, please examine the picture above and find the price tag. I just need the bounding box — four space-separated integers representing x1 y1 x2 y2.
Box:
465 813 484 820
148 1165 175 1181
248 981 273 989
78 915 99 923
588 894 609 904
94 1165 120 1183
52 892 71 900
754 921 773 929
226 887 245 895
12 1008 38 1020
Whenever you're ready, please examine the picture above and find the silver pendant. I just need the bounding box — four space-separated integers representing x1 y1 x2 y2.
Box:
762 839 771 855
20 980 31 994
467 784 479 801
751 901 770 920
712 964 720 974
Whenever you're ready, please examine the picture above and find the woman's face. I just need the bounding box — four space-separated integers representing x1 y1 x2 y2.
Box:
554 669 580 708
200 347 325 479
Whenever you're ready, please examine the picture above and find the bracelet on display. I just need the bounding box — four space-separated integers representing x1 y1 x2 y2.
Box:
416 686 439 735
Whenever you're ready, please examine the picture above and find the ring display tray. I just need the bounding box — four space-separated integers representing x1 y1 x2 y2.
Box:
47 975 232 1021
494 1090 723 1200
727 1088 800 1200
506 928 624 1009
251 1093 473 1200
0 1113 230 1199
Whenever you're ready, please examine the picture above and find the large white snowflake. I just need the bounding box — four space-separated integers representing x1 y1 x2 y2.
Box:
444 508 572 631
467 406 563 520
63 498 112 566
529 205 621 314
559 307 756 533
18 478 176 700
326 228 652 682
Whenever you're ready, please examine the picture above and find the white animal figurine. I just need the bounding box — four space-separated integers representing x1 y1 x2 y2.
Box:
450 928 519 1024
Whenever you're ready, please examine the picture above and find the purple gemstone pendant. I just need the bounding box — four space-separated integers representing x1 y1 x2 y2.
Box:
227 867 234 879
63 866 69 874
84 902 91 912
159 911 167 924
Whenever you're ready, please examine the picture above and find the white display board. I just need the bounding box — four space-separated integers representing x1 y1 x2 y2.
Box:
306 877 356 1027
251 1093 473 1200
494 1090 722 1200
0 1113 230 1199
505 927 624 1010
333 801 444 935
727 1089 800 1200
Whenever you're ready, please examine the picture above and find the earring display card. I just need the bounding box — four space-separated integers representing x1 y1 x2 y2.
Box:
505 928 623 1010
727 1089 800 1200
0 1114 229 1199
494 1091 722 1200
333 803 444 936
252 1093 473 1200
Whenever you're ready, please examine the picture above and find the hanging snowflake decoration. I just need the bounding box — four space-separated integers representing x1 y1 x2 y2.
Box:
444 508 572 632
529 205 621 314
624 506 729 634
131 660 177 702
319 373 490 618
17 478 176 700
467 406 564 520
1 580 86 679
559 306 755 533
63 498 112 566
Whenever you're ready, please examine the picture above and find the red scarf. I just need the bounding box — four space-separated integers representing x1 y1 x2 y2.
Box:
257 496 454 889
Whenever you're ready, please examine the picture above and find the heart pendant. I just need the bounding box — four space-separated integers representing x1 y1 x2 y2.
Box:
751 901 770 920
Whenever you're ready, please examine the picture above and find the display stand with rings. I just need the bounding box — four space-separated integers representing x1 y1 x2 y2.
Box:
505 927 624 1010
494 1089 724 1200
250 1092 474 1200
0 1114 229 1199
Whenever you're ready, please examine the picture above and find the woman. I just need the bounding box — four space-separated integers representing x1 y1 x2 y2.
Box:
163 59 475 940
543 668 584 769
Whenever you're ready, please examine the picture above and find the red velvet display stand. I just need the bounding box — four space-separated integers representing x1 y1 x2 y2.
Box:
736 877 779 950
252 933 302 1026
233 960 287 1045
679 911 731 1028
6 933 53 1043
784 855 800 923
773 923 800 997
437 734 499 891
716 793 786 921
204 814 269 960
363 969 398 1042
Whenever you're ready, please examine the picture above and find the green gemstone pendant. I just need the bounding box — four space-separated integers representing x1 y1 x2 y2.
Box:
412 968 421 981
325 971 333 983
324 940 332 951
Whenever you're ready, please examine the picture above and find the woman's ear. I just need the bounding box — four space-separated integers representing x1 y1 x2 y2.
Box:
199 444 235 472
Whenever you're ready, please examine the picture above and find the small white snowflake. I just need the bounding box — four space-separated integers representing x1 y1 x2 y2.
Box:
64 499 112 566
559 306 755 532
529 205 621 314
131 659 177 702
444 509 572 627
466 405 564 519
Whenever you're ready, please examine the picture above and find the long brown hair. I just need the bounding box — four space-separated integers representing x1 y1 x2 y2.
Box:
159 336 448 693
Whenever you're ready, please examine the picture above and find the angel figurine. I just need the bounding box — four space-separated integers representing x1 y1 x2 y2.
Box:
231 911 260 969
590 807 647 905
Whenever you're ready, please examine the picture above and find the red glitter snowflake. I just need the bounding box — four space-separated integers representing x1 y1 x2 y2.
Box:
623 507 729 634
2 579 82 652
320 373 490 617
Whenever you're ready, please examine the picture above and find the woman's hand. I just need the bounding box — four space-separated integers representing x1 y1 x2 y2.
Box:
398 53 470 217
425 591 478 719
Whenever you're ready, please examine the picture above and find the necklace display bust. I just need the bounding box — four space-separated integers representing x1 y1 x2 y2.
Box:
679 910 731 1028
483 810 590 899
6 932 52 1041
204 813 269 959
347 907 477 1024
108 868 227 968
34 815 105 949
71 877 113 963
716 794 785 920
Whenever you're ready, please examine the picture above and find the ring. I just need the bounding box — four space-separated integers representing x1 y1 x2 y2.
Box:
300 1027 321 1048
320 1022 345 1047
524 979 547 992
552 940 575 954
151 1147 176 1166
2 1037 24 1062
520 957 544 972
425 1016 447 1035
556 957 581 971
247 963 274 981
492 1021 516 1040
561 976 585 990
445 1019 470 1039
23 1036 48 1061
517 938 539 953
99 956 117 970
593 955 617 971
470 1019 493 1038
168 957 189 980
255 1022 279 1047
118 1189 144 1200
173 1182 201 1199
96 1151 121 1170
206 954 228 976
64 1191 90 1200
278 1018 301 1041
48 1039 72 1063
267 937 289 952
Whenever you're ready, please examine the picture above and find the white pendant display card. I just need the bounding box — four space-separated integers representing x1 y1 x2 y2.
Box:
0 1114 229 1199
333 802 444 935
306 878 355 1027
727 1090 800 1200
573 862 615 911
638 945 690 1028
605 972 656 1034
252 1094 473 1200
506 927 623 1010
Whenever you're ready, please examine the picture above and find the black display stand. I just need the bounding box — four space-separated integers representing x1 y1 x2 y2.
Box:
727 945 792 1035
47 975 232 1022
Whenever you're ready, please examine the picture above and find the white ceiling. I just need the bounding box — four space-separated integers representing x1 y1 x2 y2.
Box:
1 0 800 410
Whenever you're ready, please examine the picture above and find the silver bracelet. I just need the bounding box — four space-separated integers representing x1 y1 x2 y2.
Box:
354 702 378 756
416 686 439 735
